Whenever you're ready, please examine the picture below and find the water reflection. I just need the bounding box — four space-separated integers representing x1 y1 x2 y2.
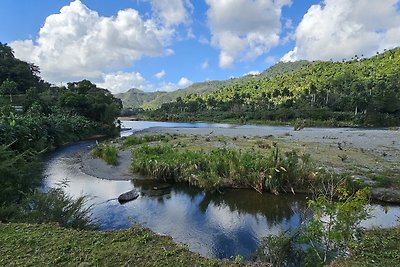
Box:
43 131 400 259
43 142 308 259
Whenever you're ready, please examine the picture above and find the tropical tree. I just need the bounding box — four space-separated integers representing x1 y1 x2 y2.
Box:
0 79 18 102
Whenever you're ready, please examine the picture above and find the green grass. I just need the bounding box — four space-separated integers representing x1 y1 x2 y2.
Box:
131 142 318 193
332 227 400 267
91 144 118 165
0 223 243 267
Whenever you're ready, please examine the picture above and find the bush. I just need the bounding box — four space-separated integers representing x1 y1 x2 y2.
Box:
12 185 95 230
255 232 299 267
299 185 370 266
0 145 41 205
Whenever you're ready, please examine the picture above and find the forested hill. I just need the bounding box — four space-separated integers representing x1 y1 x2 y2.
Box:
116 61 310 112
148 48 400 127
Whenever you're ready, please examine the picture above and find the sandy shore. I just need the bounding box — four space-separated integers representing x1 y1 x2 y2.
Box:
80 149 134 180
142 126 400 162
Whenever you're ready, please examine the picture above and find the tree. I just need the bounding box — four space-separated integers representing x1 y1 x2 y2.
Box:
299 183 370 266
0 43 15 59
0 79 18 103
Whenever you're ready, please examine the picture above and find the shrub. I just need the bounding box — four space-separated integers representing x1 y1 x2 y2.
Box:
255 231 299 267
12 185 95 230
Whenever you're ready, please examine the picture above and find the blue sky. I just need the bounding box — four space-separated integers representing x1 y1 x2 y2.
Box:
1 0 400 93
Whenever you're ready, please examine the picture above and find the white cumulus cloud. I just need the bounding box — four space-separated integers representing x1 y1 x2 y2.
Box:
244 70 260 76
178 77 193 87
282 0 400 62
155 69 166 79
157 77 193 92
97 72 153 94
10 0 190 85
150 0 193 26
205 0 291 68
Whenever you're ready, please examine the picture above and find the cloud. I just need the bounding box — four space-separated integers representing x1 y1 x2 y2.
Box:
157 82 179 92
198 35 210 45
10 0 190 84
97 71 153 94
150 0 193 27
205 0 291 68
155 69 166 79
244 70 260 76
201 59 209 69
282 0 400 62
265 56 277 65
157 77 193 92
178 77 193 87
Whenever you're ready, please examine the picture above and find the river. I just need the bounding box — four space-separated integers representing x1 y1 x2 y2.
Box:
43 120 400 260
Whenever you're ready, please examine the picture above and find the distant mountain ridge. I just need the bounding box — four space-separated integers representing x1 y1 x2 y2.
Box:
115 60 311 110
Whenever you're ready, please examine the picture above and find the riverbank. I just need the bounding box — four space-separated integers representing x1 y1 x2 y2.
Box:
81 125 400 202
0 223 245 266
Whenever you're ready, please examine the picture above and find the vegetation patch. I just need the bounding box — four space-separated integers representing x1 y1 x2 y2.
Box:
0 223 241 267
122 134 172 148
91 143 118 166
130 136 343 194
331 227 400 267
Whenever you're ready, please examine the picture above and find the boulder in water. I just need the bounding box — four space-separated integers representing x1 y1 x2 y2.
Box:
118 189 139 203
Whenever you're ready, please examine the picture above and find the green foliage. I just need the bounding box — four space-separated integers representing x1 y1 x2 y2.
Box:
0 44 121 224
0 224 233 267
116 61 311 111
255 231 299 267
147 48 400 127
0 43 47 94
0 145 41 205
0 112 98 153
60 80 122 125
299 185 370 266
0 78 18 102
91 144 118 166
131 143 316 192
333 227 400 267
11 185 95 230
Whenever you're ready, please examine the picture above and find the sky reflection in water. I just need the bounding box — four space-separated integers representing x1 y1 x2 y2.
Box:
44 121 400 259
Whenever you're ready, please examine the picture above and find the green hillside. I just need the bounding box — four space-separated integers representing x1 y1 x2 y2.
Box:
116 61 311 111
148 48 400 127
115 88 163 110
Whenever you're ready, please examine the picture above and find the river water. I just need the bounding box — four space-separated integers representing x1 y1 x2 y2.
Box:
43 121 400 260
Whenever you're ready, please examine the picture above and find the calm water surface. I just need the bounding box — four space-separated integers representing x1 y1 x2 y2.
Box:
43 121 400 259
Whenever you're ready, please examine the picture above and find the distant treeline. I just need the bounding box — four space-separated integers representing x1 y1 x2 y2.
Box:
146 48 400 127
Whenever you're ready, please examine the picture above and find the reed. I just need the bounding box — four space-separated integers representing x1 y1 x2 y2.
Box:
131 143 316 193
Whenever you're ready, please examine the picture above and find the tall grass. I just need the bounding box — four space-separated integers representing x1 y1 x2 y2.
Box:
91 144 118 166
13 187 96 230
131 144 315 193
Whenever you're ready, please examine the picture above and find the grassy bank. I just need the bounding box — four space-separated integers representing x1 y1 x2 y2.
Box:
119 133 400 201
332 227 400 267
124 134 364 195
0 223 246 267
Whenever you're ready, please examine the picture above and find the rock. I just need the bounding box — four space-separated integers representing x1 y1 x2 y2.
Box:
118 189 139 204
371 188 400 203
